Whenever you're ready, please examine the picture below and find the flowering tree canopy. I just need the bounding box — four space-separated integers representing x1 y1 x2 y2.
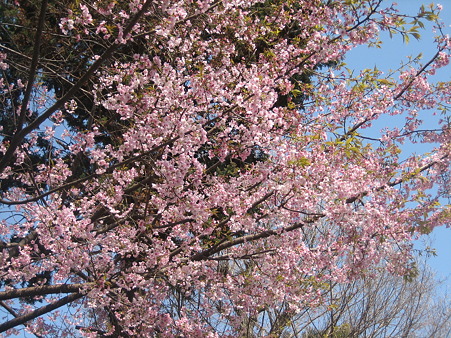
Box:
0 0 450 336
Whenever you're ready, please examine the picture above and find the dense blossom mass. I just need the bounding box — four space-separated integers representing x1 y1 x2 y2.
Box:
0 0 450 336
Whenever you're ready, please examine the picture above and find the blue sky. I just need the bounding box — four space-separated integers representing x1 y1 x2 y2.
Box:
345 0 451 291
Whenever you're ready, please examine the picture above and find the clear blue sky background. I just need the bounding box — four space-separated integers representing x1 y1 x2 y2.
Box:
345 0 451 292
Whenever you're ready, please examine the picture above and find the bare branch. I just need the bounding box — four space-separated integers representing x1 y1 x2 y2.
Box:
0 293 84 333
17 0 48 130
0 283 91 301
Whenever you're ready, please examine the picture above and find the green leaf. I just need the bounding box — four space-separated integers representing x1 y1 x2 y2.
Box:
377 79 394 86
411 32 421 40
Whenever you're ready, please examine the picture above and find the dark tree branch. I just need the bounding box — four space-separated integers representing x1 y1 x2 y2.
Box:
17 0 48 130
0 283 90 301
0 301 44 338
0 292 84 333
190 216 322 261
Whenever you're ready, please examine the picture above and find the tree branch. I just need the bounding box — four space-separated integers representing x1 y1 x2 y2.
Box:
0 283 91 301
0 293 84 333
340 49 443 141
190 215 322 261
17 0 48 130
0 301 44 338
346 158 444 204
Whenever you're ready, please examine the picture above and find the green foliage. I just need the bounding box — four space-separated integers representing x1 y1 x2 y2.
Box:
386 3 441 43
302 323 356 338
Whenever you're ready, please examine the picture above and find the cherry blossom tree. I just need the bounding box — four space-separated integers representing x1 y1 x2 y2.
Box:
0 0 450 336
